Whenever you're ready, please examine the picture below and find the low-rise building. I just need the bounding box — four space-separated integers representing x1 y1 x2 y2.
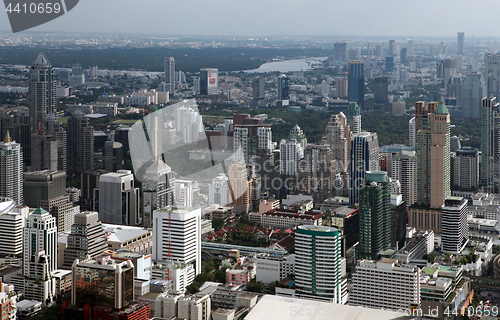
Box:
250 209 322 229
103 224 153 253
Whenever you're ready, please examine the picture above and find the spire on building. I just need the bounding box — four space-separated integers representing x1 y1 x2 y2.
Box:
3 130 12 143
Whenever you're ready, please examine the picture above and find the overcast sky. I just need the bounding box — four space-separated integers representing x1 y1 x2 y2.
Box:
1 0 499 37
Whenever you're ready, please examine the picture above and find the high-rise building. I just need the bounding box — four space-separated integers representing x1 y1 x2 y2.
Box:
388 40 395 56
277 75 289 101
0 198 27 257
349 132 380 205
485 53 500 101
358 171 391 260
457 32 465 55
348 61 365 108
400 47 407 65
252 76 265 99
95 170 139 226
392 151 417 206
345 102 361 134
0 132 23 206
63 211 107 267
409 116 416 147
152 206 201 284
298 144 335 203
335 77 348 98
80 169 109 211
200 68 218 96
375 43 382 59
103 140 123 172
333 42 347 61
441 197 468 254
349 258 420 310
45 113 67 172
443 59 457 88
67 109 94 175
325 112 351 173
164 57 175 94
392 97 406 115
462 73 485 119
228 161 252 214
373 77 389 112
454 147 479 190
29 51 56 132
30 132 58 171
12 108 31 162
295 225 346 303
480 97 500 192
279 139 303 177
408 39 414 55
385 56 394 71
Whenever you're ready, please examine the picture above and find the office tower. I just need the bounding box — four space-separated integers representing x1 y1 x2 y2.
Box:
0 112 14 144
345 102 361 134
67 109 94 175
12 108 31 162
392 97 406 115
325 112 351 173
415 99 451 207
72 63 83 76
392 151 417 206
23 208 57 298
174 105 203 144
164 57 175 94
375 43 382 59
80 169 109 211
400 47 407 65
409 116 416 147
373 77 389 112
175 70 186 84
453 147 479 190
95 170 140 226
385 56 394 71
348 60 365 108
408 39 414 54
233 116 272 163
193 76 200 93
63 211 107 267
333 42 347 61
288 124 307 151
277 75 289 101
71 255 135 309
298 144 335 203
0 198 27 257
279 139 304 176
0 132 23 206
45 113 67 172
335 77 348 98
443 59 457 88
358 171 391 259
174 180 194 207
349 258 420 310
450 136 461 153
89 65 98 80
441 197 468 254
481 97 500 192
485 53 500 101
457 32 465 55
24 170 78 232
320 80 330 96
295 225 346 303
30 132 58 171
446 75 463 106
152 206 201 282
103 140 123 172
462 73 485 119
252 76 265 99
349 132 380 205
200 68 218 95
29 51 56 132
228 161 252 214
388 40 395 56
209 173 230 205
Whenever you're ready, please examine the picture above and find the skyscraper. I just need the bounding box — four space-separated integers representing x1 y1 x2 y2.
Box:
335 77 348 98
400 47 407 65
480 97 500 192
348 60 365 108
295 225 346 303
392 151 417 206
409 116 416 147
485 53 500 101
373 77 389 112
29 51 56 132
443 59 457 88
358 171 391 260
277 75 289 101
200 68 218 96
164 57 175 94
30 132 58 171
333 42 347 61
325 112 351 173
441 197 468 254
298 144 335 203
345 102 361 134
67 109 94 175
462 73 486 119
349 132 380 205
457 32 465 55
0 131 23 206
252 76 265 99
279 139 304 176
388 40 396 56
454 147 479 190
45 113 67 172
408 39 414 55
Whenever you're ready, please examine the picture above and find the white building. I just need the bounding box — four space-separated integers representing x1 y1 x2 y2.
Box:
255 253 295 284
96 170 140 226
152 262 195 294
0 198 29 257
175 180 194 207
209 174 230 206
125 90 158 106
174 106 204 144
279 139 303 176
252 209 323 229
392 151 417 206
348 258 420 310
454 147 479 190
153 206 201 285
409 116 416 148
441 197 469 254
0 132 23 206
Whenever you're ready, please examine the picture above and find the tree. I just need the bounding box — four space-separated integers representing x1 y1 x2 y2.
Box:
212 218 225 231
246 281 265 294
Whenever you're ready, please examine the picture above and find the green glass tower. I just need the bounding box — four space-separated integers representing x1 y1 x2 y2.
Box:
359 171 391 260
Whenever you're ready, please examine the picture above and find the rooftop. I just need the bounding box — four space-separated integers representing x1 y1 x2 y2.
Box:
102 224 150 243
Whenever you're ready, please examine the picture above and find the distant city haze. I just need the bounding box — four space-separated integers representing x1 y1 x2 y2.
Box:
1 0 499 36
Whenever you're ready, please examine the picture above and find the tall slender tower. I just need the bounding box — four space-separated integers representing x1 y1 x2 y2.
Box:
457 32 465 55
348 61 365 108
0 131 23 206
481 97 500 192
325 112 351 173
67 109 94 175
164 57 175 94
485 53 500 102
29 51 56 132
349 132 380 205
